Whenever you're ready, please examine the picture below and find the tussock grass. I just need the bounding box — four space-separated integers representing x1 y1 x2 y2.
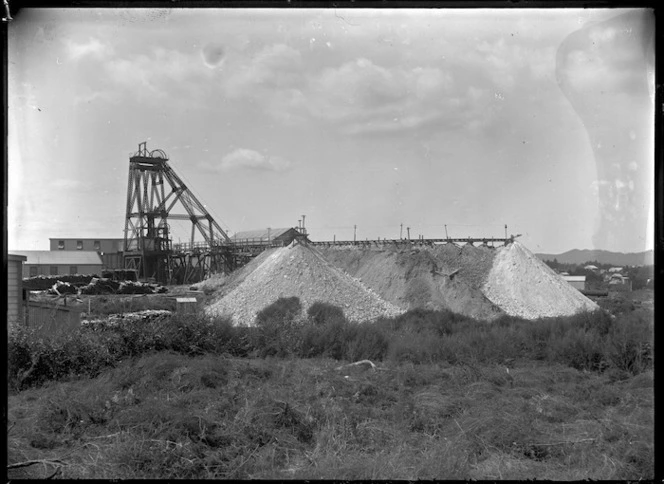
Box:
6 296 653 479
7 353 653 480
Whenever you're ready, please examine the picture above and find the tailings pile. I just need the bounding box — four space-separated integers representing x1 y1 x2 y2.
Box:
318 240 599 321
318 243 503 321
482 240 599 319
205 243 404 325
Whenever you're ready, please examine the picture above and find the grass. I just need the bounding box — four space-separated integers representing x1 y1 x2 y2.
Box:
6 296 654 480
7 354 653 480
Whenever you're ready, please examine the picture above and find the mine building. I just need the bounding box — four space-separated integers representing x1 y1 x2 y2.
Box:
13 250 103 278
50 237 124 270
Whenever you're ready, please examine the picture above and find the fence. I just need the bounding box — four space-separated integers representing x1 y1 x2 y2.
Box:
24 301 82 336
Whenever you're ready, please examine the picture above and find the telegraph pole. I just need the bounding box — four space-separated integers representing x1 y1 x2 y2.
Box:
354 225 357 243
407 227 410 240
400 223 403 239
445 224 449 240
505 224 508 239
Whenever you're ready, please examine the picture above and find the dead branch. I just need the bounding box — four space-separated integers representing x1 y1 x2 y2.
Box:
335 360 379 371
7 458 67 470
528 438 596 447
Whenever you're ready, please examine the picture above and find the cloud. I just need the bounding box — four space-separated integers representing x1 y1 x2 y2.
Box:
223 43 304 97
216 148 292 172
103 47 213 101
304 57 496 135
65 37 113 60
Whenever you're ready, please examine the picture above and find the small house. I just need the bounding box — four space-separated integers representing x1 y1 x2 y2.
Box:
7 254 27 326
562 275 586 291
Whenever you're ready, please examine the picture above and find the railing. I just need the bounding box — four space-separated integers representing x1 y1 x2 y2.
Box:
308 237 515 247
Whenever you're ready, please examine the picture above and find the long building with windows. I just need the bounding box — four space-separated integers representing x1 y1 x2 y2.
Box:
11 250 103 278
49 237 124 270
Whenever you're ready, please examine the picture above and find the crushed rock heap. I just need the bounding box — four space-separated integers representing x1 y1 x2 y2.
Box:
205 243 404 325
318 243 502 321
318 240 598 321
481 240 598 320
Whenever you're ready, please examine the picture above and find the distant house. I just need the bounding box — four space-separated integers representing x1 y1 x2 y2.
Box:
229 228 302 246
7 254 27 326
608 267 623 273
608 274 632 292
12 250 103 278
562 275 586 291
584 265 598 271
49 237 124 270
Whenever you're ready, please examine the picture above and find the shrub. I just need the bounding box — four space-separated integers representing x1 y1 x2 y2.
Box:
345 322 389 362
300 318 350 360
255 297 303 357
307 302 346 326
606 311 653 375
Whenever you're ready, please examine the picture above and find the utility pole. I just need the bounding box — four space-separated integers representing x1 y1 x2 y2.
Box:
407 227 410 240
354 225 357 243
302 215 306 235
445 224 449 240
505 224 508 239
400 223 403 239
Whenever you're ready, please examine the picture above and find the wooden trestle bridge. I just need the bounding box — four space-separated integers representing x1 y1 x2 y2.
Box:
308 237 518 248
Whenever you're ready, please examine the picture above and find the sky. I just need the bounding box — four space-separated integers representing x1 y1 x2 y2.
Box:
7 7 655 254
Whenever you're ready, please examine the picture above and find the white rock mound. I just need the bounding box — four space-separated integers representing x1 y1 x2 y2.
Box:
205 243 405 325
481 241 599 320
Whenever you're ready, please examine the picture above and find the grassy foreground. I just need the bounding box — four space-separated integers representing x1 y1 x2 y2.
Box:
6 299 654 480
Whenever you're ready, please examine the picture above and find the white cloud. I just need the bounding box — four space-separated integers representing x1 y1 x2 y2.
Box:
223 43 304 98
65 37 113 60
305 57 493 135
103 47 213 101
218 148 292 172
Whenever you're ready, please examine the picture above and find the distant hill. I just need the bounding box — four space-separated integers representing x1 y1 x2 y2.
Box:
536 249 654 266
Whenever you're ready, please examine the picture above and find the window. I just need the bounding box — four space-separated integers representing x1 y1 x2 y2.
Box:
58 240 65 250
77 240 83 250
29 266 38 277
93 240 101 251
70 266 78 275
50 266 58 276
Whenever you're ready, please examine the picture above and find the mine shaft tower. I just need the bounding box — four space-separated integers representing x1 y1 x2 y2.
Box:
123 142 233 284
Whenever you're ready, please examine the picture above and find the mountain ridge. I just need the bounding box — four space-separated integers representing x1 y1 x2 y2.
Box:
535 248 654 266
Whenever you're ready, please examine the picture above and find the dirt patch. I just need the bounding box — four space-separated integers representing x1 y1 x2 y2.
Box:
205 243 404 325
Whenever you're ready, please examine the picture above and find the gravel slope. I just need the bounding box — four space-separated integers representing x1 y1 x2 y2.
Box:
481 241 599 319
205 243 404 325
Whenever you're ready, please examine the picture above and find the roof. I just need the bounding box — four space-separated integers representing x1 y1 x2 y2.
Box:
608 267 623 272
8 253 27 262
11 250 103 265
49 237 124 241
562 275 586 282
230 228 295 241
584 265 598 270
